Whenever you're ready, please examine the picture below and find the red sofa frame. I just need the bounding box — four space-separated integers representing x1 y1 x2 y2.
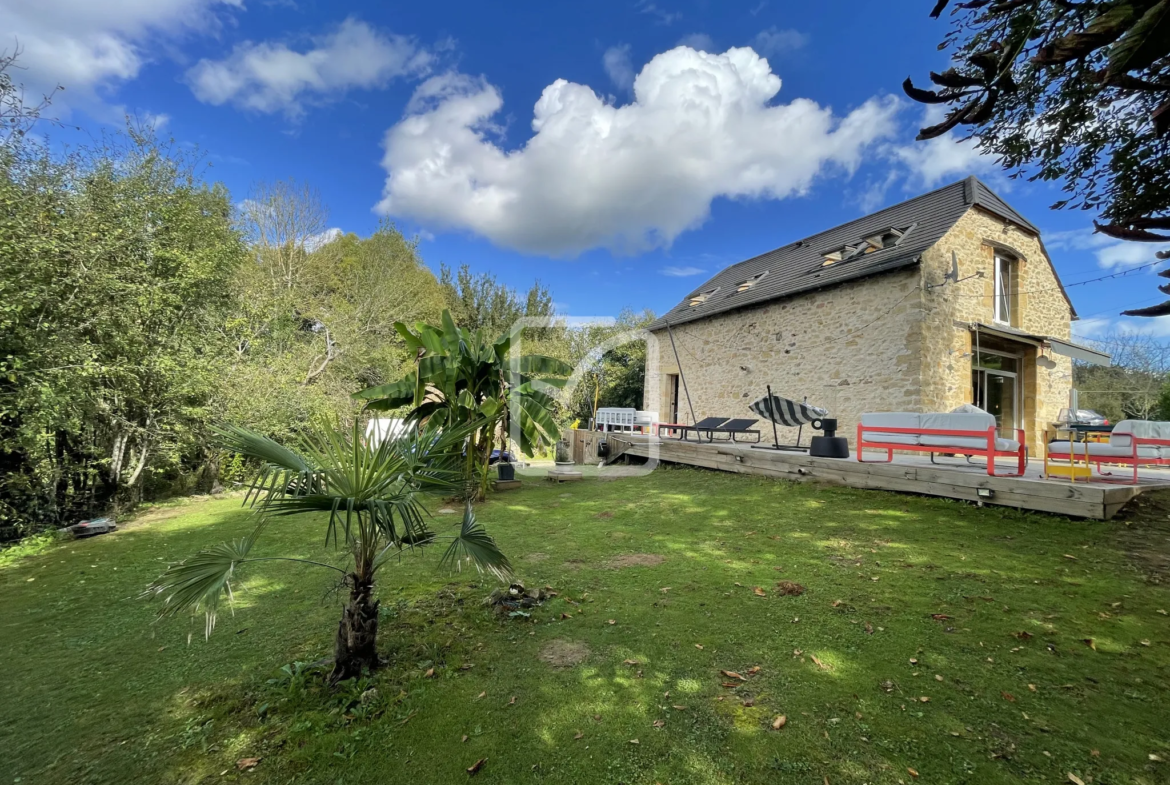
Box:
1046 434 1170 484
857 423 1027 477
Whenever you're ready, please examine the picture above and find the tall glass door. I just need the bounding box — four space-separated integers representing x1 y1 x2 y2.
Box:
972 350 1020 437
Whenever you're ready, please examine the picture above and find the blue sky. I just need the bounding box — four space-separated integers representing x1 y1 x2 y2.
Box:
8 0 1168 339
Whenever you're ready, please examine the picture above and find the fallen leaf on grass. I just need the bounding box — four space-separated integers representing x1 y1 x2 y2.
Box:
753 587 767 597
721 682 741 689
1083 638 1097 651
772 715 787 729
742 697 755 707
560 613 572 620
1141 639 1151 646
573 731 584 740
694 644 704 650
507 696 516 706
1151 753 1164 762
919 696 930 703
629 738 640 745
747 666 761 675
424 667 435 678
832 600 842 608
908 768 919 778
931 614 951 621
462 735 469 743
476 691 486 699
721 670 748 681
608 619 617 625
1002 692 1016 702
593 714 602 721
1067 774 1085 785
467 758 487 775
623 659 640 666
1028 684 1037 692
672 705 687 711
1063 554 1078 560
1090 749 1099 757
864 622 874 635
1014 631 1033 640
236 758 261 771
810 656 831 671
652 719 665 728
776 580 805 596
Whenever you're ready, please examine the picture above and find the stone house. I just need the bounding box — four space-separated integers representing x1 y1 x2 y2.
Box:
643 176 1109 450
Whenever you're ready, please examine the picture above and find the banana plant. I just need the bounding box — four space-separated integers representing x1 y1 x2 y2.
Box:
144 418 511 683
354 310 572 498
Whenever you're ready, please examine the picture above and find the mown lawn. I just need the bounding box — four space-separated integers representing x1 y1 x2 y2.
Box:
2 466 1170 784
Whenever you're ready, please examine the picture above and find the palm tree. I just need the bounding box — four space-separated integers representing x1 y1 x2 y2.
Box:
354 311 571 499
145 419 511 683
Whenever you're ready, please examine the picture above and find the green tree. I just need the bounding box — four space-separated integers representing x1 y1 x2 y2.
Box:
566 310 657 422
354 312 572 498
438 263 555 337
906 0 1170 314
218 211 447 445
0 124 243 538
146 420 510 682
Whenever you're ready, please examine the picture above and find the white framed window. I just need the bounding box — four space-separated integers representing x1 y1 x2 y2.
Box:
993 254 1014 325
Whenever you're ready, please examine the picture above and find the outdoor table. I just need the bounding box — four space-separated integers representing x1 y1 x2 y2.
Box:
1045 423 1114 480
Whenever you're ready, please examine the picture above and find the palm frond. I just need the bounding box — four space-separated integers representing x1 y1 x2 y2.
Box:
143 524 262 638
439 501 512 581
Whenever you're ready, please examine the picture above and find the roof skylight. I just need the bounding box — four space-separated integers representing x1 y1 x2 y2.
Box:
735 271 768 292
688 287 720 307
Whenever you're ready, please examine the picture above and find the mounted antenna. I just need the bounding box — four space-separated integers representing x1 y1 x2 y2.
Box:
948 251 959 283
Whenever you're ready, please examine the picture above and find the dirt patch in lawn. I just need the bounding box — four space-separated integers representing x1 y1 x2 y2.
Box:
561 559 586 571
606 553 665 569
523 552 549 563
1114 490 1170 583
538 639 591 668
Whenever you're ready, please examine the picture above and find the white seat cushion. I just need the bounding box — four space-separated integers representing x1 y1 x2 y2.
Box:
860 413 921 445
920 412 996 433
920 435 1019 452
1111 420 1170 453
1048 441 1162 459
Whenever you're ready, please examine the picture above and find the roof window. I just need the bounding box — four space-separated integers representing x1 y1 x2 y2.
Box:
735 271 768 292
688 287 720 307
819 225 912 268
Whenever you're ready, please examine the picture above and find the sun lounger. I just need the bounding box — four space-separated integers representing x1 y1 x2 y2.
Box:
667 417 730 442
709 418 761 443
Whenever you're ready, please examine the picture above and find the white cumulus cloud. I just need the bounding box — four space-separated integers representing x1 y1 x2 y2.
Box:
186 18 432 117
0 0 239 113
1045 228 1169 270
376 46 900 256
891 109 996 188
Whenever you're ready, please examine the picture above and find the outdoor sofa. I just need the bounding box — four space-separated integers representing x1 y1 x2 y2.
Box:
1046 419 1170 484
857 411 1026 477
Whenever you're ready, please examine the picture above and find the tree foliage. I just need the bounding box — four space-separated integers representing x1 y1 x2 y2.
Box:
354 312 572 497
908 0 1170 314
0 126 243 539
145 419 510 682
438 263 555 338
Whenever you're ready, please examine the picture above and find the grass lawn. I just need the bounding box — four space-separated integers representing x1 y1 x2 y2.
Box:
2 467 1170 784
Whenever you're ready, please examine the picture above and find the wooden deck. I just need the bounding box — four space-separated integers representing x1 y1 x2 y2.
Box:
597 432 1170 520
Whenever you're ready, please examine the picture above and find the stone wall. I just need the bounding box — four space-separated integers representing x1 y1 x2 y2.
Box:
644 205 1075 450
916 207 1074 448
644 267 923 444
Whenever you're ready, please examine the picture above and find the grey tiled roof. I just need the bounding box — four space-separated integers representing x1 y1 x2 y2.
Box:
649 176 1041 330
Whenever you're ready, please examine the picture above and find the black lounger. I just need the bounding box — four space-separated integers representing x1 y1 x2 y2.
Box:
671 416 729 442
710 418 761 443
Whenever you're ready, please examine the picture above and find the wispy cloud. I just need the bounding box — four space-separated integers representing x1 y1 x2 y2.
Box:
677 33 715 52
603 44 635 91
637 1 681 25
1044 227 1169 270
752 27 808 58
660 265 706 277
